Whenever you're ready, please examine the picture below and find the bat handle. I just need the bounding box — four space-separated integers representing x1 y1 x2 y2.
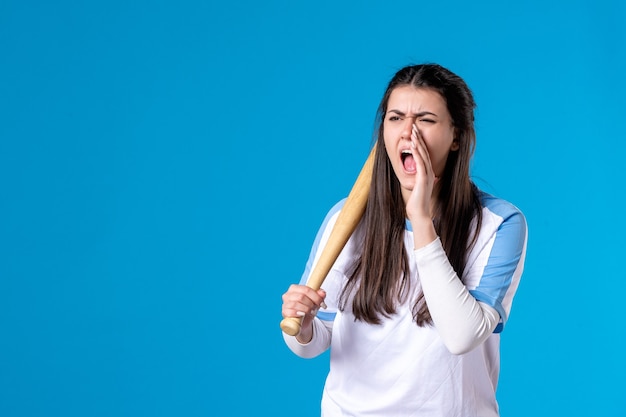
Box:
280 277 324 337
280 316 302 336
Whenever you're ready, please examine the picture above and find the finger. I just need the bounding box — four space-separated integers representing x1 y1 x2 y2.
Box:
282 301 313 319
291 284 326 308
282 285 324 318
317 289 328 309
411 126 431 176
411 125 427 157
283 302 318 320
411 125 434 176
283 284 318 304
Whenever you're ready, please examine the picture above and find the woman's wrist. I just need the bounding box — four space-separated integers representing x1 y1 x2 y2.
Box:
296 326 313 344
410 216 437 249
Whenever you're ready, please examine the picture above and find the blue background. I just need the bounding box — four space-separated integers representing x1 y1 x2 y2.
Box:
1 1 625 416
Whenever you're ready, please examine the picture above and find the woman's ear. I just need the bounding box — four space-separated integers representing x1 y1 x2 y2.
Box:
450 127 460 151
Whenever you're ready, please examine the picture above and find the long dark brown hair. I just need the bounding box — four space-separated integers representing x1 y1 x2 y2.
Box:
340 63 483 327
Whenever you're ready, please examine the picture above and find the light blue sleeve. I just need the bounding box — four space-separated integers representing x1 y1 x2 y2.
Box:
468 195 528 333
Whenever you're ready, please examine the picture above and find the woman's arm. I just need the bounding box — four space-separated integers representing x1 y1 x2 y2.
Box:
281 201 346 358
414 238 499 355
414 206 527 354
282 317 332 359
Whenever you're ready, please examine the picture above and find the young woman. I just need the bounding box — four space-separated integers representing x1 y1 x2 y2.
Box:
281 63 528 416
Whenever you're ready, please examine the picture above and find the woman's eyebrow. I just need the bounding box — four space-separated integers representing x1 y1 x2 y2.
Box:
387 109 438 118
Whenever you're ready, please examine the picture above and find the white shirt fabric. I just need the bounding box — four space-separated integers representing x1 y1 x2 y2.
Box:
283 191 528 417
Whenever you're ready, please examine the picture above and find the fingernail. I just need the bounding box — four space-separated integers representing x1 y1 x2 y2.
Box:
296 311 306 317
321 301 327 309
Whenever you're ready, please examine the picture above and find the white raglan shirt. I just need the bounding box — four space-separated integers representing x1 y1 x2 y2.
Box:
284 191 528 417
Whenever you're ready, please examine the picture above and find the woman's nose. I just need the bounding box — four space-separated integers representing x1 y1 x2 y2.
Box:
401 118 414 139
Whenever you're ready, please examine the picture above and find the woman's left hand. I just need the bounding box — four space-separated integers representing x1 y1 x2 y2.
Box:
406 124 436 221
406 124 438 248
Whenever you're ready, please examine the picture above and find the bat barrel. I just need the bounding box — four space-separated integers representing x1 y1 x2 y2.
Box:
280 145 376 337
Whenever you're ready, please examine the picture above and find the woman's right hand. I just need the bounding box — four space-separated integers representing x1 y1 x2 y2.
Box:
281 284 327 343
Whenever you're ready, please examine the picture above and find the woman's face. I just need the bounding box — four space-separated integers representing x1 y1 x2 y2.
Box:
383 86 458 194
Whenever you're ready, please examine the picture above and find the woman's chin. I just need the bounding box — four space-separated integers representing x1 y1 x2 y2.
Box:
399 180 415 193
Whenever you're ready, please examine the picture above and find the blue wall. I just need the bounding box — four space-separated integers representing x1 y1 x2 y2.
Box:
1 1 625 415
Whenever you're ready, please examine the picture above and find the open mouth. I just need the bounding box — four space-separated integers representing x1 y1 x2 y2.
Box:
401 149 416 172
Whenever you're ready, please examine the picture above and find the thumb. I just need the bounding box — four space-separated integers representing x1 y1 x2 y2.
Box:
318 289 328 309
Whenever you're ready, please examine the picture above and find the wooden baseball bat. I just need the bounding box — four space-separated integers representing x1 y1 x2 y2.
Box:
280 144 376 336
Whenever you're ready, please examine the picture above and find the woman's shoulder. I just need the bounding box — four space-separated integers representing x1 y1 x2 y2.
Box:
477 190 526 222
329 198 348 215
318 198 348 230
472 190 528 265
